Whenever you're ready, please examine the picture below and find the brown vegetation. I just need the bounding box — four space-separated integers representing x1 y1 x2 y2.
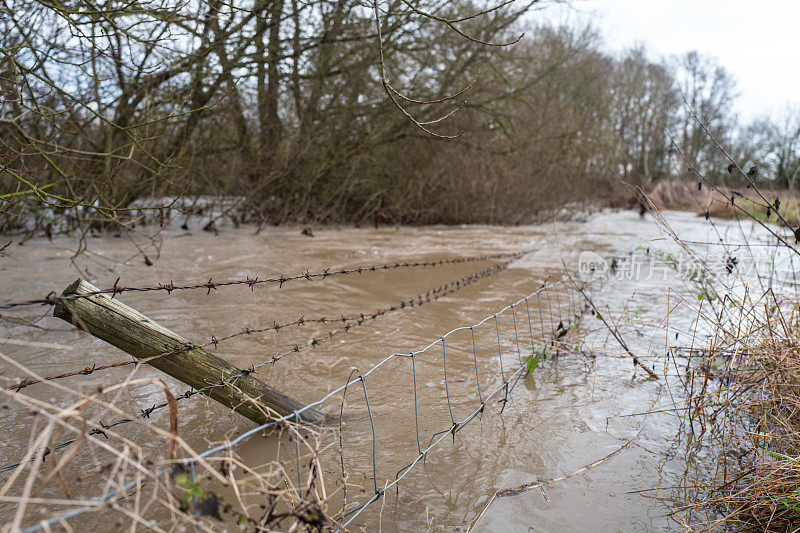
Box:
679 299 800 531
646 179 800 227
3 0 796 234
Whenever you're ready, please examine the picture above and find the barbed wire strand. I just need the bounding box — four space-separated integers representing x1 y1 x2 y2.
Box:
4 255 524 394
0 251 529 310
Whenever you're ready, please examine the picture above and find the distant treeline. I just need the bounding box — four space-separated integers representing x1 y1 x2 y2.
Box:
1 0 798 230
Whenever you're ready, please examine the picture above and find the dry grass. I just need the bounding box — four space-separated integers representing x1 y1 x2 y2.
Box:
0 359 336 531
708 196 800 228
646 179 800 227
679 299 800 531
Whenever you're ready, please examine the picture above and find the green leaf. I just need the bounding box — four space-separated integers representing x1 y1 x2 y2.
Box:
759 448 797 461
779 499 800 513
525 354 539 373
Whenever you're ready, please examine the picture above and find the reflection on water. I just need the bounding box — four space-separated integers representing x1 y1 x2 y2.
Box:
0 210 793 531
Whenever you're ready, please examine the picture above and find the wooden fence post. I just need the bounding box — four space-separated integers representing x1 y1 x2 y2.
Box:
53 279 324 425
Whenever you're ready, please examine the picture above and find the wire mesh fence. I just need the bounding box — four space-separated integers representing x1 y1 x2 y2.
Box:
0 251 595 531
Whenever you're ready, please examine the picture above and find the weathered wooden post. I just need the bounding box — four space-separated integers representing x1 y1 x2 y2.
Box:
53 279 324 425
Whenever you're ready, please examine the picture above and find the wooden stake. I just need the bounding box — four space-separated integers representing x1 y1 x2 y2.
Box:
53 279 324 425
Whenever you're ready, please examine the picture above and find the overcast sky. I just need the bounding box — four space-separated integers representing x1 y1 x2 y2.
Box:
544 0 800 122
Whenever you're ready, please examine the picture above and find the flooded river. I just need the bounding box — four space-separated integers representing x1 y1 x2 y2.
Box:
1 209 795 531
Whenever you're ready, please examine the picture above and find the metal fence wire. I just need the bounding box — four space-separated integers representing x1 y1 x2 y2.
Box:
0 246 607 530
8 271 588 532
0 256 525 479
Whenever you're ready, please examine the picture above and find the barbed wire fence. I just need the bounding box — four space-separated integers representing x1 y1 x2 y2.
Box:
0 251 605 531
2 254 526 394
0 251 527 311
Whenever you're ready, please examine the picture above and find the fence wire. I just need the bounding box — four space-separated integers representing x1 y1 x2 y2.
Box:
4 256 520 395
0 251 528 310
12 275 589 532
0 257 523 482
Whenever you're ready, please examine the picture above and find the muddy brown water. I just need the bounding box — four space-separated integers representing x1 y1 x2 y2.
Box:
0 210 795 531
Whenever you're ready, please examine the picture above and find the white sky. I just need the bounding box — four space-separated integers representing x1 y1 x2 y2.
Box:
543 0 800 122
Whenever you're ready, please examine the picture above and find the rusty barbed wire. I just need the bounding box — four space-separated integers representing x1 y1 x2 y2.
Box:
0 251 529 310
0 257 520 474
3 256 522 393
3 315 333 392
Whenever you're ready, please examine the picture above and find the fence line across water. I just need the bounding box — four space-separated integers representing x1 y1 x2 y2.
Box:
0 251 529 310
4 256 521 395
15 275 589 532
0 256 524 480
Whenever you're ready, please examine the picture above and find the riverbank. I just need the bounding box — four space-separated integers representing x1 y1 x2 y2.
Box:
645 178 800 227
639 202 800 530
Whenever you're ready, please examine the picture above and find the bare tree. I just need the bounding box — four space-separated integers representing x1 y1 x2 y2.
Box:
674 51 737 181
